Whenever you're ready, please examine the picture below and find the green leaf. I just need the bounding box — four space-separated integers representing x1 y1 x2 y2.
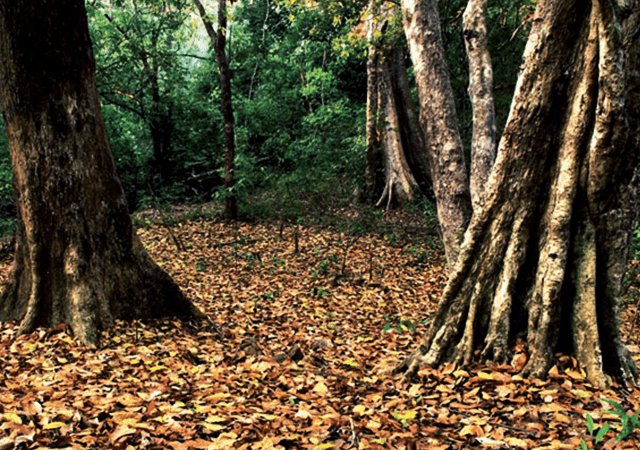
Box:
580 439 588 450
615 428 631 443
595 424 610 444
603 398 626 415
586 414 595 435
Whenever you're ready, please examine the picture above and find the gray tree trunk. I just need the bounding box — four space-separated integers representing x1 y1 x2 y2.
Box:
463 0 497 212
364 2 430 208
0 0 205 344
398 0 640 387
402 0 472 269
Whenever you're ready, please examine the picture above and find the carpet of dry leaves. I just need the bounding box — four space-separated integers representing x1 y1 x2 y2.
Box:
0 208 639 450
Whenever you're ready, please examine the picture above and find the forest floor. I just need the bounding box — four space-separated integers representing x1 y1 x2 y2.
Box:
0 205 639 450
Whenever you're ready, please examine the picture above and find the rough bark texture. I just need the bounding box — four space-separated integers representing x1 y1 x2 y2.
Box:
463 0 496 212
363 24 384 204
0 0 205 344
398 0 640 387
402 0 472 269
194 0 237 221
363 2 430 208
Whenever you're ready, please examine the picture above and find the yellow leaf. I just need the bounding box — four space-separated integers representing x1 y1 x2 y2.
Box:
505 437 529 448
459 424 483 437
150 365 168 372
118 418 139 427
202 422 226 432
316 443 336 450
258 414 278 420
295 409 312 419
565 369 585 380
353 405 366 415
395 410 417 421
554 412 572 424
571 389 589 398
3 413 22 425
365 419 381 431
477 371 494 380
205 415 227 423
343 359 359 367
313 381 329 395
408 384 422 396
44 422 66 430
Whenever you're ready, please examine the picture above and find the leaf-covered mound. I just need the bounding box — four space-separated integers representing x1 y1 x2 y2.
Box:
0 213 638 449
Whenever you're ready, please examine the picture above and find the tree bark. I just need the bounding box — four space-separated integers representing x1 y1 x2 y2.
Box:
402 0 472 269
363 24 384 204
194 0 237 221
398 0 640 387
0 0 205 344
363 2 430 208
463 0 496 212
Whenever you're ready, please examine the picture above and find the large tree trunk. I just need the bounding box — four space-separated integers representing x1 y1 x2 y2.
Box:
463 0 496 212
0 0 205 344
194 0 237 221
398 0 640 387
363 2 430 208
402 0 472 269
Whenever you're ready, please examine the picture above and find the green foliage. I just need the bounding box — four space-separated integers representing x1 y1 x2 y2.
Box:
382 315 422 334
87 0 221 209
311 287 331 296
0 0 540 235
406 246 430 266
578 399 640 449
603 399 640 443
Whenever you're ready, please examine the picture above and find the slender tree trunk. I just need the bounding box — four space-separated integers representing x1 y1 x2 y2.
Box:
363 2 430 208
402 0 472 269
463 0 496 212
363 26 384 204
147 57 174 186
194 0 237 221
398 0 639 387
0 0 205 344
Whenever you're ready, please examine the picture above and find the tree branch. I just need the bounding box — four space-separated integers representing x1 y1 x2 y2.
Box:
193 0 218 46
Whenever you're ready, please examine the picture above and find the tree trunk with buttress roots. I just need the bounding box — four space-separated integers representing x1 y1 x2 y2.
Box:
363 2 430 208
0 0 206 345
402 0 472 270
397 0 640 387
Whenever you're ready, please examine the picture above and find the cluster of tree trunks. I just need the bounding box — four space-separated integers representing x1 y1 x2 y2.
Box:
398 0 640 387
366 0 493 270
0 0 205 344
